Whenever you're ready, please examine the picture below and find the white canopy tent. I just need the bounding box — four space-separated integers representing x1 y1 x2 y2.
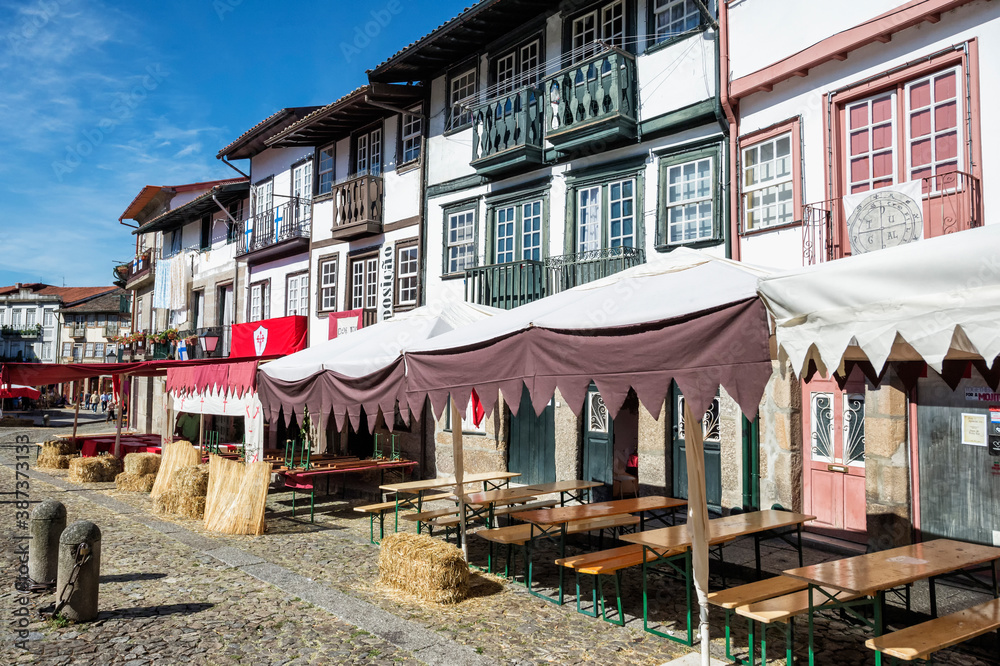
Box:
403 248 775 661
758 223 1000 379
167 387 265 462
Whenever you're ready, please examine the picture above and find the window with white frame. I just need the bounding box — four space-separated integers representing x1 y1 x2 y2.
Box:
653 0 701 42
577 186 602 252
495 39 541 93
401 107 422 164
743 133 794 231
72 344 83 361
319 257 338 312
493 198 544 264
445 396 487 434
249 282 269 322
286 274 309 316
0 310 4 325
350 256 379 311
85 342 95 358
571 1 624 63
666 158 714 244
42 342 52 359
355 127 382 176
317 145 335 195
446 209 476 274
292 161 312 225
61 342 71 358
11 310 21 327
94 342 104 358
608 179 635 248
43 309 54 326
575 178 637 253
254 179 273 218
25 309 35 327
397 246 419 307
448 68 477 130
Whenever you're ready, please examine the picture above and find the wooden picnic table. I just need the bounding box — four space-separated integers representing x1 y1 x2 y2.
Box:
510 495 688 605
782 538 1000 665
455 480 604 530
620 509 815 646
377 471 521 534
281 459 418 523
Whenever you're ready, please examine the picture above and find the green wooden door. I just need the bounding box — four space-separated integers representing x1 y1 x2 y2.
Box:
672 388 723 511
583 386 614 485
508 388 556 486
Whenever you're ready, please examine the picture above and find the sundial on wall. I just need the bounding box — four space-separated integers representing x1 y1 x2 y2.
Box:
846 189 923 255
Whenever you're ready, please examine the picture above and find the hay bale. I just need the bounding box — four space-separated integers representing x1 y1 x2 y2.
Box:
37 451 75 469
152 464 209 520
153 490 206 519
115 472 157 493
378 533 469 604
124 452 160 476
68 457 107 483
98 455 123 478
150 441 200 498
202 456 271 536
43 439 76 455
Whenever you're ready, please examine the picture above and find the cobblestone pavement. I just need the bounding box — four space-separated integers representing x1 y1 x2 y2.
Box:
2 423 999 665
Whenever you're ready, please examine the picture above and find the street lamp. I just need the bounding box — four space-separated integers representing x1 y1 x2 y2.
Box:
198 332 221 357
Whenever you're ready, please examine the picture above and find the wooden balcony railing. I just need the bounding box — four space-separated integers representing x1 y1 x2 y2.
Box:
471 87 543 175
331 174 383 240
125 249 154 287
801 170 982 264
465 247 645 310
466 259 548 310
235 202 311 257
542 48 638 149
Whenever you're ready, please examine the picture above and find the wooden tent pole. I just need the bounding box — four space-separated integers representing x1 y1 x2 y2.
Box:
71 382 81 442
113 374 127 458
199 413 205 449
451 399 468 562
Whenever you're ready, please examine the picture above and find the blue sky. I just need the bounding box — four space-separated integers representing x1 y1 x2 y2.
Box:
0 0 469 287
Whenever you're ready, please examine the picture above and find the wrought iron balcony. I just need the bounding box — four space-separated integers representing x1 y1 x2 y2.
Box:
235 202 311 258
471 87 544 177
542 48 638 151
466 259 548 310
1 325 42 339
801 170 982 264
546 246 645 292
330 174 383 240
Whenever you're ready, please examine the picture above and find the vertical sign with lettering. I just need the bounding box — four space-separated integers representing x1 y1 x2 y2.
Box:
379 241 395 323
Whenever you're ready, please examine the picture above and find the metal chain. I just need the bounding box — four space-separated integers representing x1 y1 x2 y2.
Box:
51 542 91 619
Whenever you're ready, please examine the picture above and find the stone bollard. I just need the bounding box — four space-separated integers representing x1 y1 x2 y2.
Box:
55 521 101 622
29 499 67 589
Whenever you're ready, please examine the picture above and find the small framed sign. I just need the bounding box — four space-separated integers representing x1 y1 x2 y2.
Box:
962 413 987 446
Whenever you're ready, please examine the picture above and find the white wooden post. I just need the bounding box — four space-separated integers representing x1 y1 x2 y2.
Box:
451 399 468 561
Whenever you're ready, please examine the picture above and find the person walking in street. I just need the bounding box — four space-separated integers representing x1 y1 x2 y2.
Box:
100 392 108 413
91 391 99 413
83 391 91 411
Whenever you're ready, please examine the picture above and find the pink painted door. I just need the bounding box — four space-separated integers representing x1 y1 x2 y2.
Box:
802 377 867 543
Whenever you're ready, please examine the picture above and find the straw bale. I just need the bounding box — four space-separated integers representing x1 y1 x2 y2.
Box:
203 455 271 536
68 457 115 483
153 490 206 519
150 440 200 498
37 451 75 469
124 452 160 476
378 533 469 604
97 455 123 479
176 464 209 497
115 472 156 493
42 439 76 455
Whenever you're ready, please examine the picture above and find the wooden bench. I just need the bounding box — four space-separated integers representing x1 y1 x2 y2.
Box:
354 500 400 544
734 586 864 665
428 500 560 539
555 543 685 624
706 576 809 664
865 597 1000 663
476 515 640 579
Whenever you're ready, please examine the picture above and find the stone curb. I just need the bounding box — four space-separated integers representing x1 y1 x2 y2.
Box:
6 460 498 666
